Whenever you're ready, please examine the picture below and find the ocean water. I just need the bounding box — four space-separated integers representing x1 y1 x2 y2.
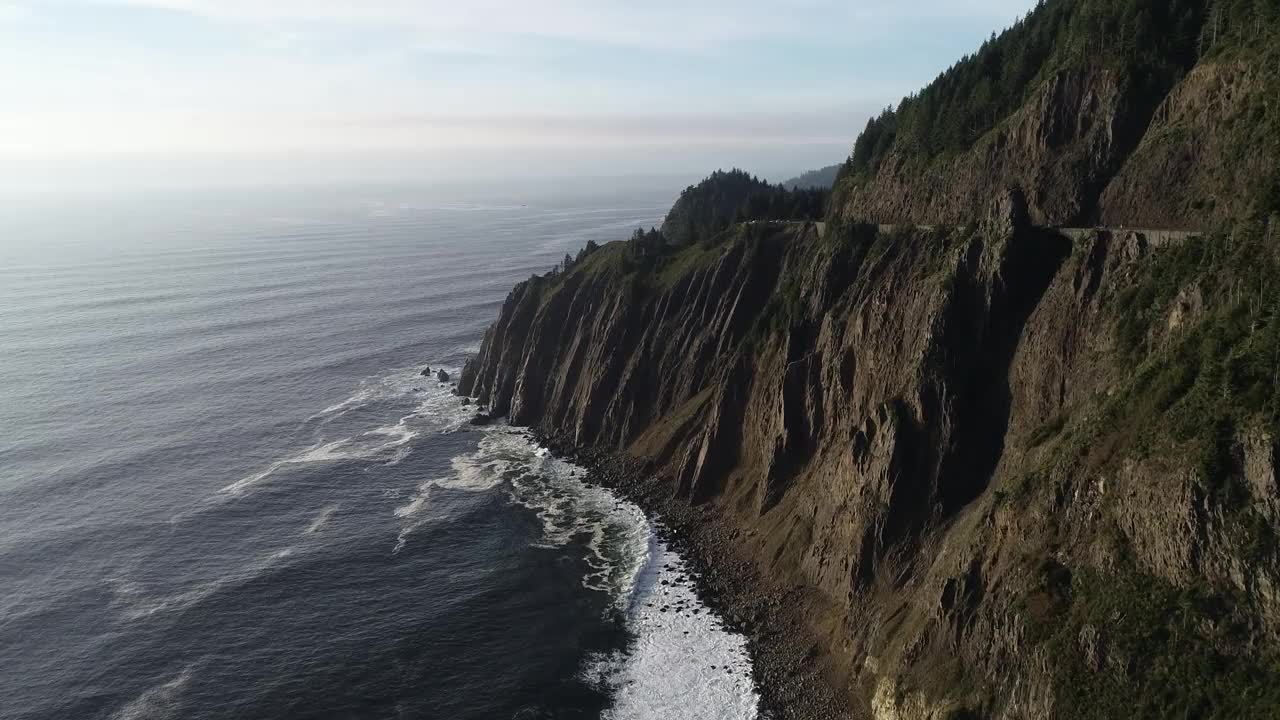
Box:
0 181 759 720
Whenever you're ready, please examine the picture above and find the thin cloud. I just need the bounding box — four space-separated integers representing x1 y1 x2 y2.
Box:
0 106 873 156
1 0 1040 167
0 2 29 22
68 0 1034 50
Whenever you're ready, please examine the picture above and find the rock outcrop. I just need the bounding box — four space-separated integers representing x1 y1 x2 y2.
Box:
457 4 1280 715
836 61 1277 231
838 67 1142 227
1099 62 1275 230
460 215 1280 719
831 0 1280 232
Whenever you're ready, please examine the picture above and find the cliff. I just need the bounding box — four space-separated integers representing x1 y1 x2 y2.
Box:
461 201 1280 718
660 169 826 247
832 0 1280 230
457 2 1280 716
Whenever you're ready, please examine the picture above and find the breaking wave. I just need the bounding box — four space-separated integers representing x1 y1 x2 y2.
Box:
110 666 194 720
221 365 472 498
393 424 760 718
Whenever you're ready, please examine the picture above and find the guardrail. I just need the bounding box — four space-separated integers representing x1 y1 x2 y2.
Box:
740 221 1200 246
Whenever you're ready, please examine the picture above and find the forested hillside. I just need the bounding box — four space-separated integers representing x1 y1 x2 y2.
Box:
782 164 841 190
461 2 1280 718
660 169 826 246
834 0 1280 229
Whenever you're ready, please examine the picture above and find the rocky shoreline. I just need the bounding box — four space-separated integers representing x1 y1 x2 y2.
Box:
537 431 853 720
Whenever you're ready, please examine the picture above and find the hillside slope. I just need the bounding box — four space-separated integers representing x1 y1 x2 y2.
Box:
461 201 1280 718
661 169 827 246
457 1 1280 717
784 165 842 190
833 0 1280 230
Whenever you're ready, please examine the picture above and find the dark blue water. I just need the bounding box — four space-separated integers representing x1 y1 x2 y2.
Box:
0 182 759 720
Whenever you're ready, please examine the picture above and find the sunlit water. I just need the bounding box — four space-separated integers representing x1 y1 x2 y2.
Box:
0 182 759 720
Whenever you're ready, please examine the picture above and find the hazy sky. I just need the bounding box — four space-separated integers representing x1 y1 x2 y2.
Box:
1 0 1036 187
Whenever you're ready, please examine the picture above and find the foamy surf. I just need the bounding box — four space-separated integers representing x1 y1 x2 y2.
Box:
507 436 761 719
109 666 194 720
108 543 304 622
306 505 339 534
402 425 760 718
219 365 471 498
589 542 760 720
504 437 652 605
391 429 527 553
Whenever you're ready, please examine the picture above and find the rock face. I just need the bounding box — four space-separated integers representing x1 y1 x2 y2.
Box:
839 67 1139 227
1099 62 1275 230
834 62 1278 231
460 217 1280 719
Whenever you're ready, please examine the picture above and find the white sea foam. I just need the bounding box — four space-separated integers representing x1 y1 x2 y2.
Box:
116 583 220 622
307 364 462 422
514 446 761 719
109 545 301 622
306 505 338 534
218 438 360 496
395 432 521 517
586 543 760 720
503 442 651 603
397 425 760 718
110 666 194 720
221 365 471 498
311 387 375 419
391 430 524 553
495 433 758 719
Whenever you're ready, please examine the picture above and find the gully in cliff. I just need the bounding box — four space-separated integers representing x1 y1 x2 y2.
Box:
461 174 1280 719
457 1 1280 716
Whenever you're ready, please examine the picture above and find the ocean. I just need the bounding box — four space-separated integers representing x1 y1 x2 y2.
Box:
0 180 760 720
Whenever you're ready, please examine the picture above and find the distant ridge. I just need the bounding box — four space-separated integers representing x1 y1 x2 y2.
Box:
780 164 840 190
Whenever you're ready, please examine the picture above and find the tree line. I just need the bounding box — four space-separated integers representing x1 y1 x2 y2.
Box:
662 169 828 246
844 0 1280 181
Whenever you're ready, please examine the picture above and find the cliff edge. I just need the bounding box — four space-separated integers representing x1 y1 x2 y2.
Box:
832 0 1279 230
457 1 1280 716
461 200 1280 717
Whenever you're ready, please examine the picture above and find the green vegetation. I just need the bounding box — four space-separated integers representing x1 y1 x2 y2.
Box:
840 0 1280 183
661 169 827 246
651 233 728 290
1041 568 1280 720
1107 225 1280 483
1005 215 1280 717
749 222 874 341
543 221 769 299
781 164 841 191
1026 413 1068 448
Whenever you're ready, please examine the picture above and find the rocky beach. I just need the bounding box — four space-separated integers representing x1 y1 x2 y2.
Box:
539 432 849 720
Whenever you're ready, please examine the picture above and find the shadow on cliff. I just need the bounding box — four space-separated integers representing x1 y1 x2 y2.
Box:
937 228 1072 517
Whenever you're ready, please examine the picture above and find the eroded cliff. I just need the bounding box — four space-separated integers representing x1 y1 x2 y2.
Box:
831 0 1280 231
460 200 1280 718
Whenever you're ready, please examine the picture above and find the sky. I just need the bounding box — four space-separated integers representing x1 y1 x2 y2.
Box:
0 0 1038 189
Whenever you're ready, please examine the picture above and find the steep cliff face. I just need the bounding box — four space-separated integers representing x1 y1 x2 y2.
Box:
835 60 1278 231
461 204 1280 718
1099 61 1276 229
831 0 1280 231
838 67 1142 227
